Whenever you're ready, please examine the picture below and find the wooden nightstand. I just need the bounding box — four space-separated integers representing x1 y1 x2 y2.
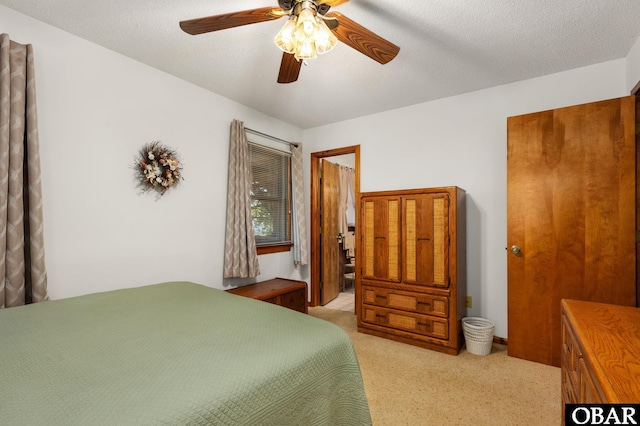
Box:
226 278 308 314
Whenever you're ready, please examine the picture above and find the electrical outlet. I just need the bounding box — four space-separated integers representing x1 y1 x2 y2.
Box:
465 296 472 308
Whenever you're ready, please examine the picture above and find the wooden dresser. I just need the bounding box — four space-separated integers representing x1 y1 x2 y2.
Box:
226 278 307 314
561 299 640 420
357 186 466 355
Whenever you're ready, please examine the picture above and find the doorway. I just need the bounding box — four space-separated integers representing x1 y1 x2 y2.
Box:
310 146 360 310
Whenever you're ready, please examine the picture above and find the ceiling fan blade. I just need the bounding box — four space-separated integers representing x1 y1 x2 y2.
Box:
317 0 350 6
277 53 302 84
180 7 286 35
326 11 400 64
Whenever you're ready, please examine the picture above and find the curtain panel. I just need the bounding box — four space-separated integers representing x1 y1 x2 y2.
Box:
223 120 260 278
0 34 48 308
338 165 356 234
291 144 308 265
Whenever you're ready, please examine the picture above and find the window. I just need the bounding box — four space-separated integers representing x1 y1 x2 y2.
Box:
249 142 292 253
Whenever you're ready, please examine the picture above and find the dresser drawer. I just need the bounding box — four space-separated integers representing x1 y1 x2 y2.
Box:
579 358 604 403
562 366 577 404
561 314 582 398
361 305 449 340
362 285 448 317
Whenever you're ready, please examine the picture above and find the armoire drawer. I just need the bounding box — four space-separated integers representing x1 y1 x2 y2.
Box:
361 305 449 340
362 285 449 317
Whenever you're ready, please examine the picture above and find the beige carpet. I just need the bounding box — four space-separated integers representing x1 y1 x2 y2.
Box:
309 306 561 426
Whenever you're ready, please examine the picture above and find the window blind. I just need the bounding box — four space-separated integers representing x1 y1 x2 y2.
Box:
249 143 292 246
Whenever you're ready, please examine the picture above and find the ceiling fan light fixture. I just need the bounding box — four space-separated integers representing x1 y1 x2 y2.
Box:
274 0 337 61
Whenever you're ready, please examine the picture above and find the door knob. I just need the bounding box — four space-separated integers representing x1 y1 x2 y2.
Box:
510 245 521 255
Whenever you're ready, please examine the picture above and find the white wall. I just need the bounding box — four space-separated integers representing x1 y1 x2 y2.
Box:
3 4 638 339
0 5 306 300
627 36 640 92
303 59 628 339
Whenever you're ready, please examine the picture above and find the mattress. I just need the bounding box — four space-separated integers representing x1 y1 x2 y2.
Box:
0 281 371 425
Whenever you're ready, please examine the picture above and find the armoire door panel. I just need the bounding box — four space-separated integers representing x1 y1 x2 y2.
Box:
403 194 450 287
507 96 637 367
361 196 401 282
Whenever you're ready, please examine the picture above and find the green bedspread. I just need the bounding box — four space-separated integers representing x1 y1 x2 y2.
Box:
0 281 372 425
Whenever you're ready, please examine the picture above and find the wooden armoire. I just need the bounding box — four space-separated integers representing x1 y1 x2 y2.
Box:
507 95 639 367
356 186 466 355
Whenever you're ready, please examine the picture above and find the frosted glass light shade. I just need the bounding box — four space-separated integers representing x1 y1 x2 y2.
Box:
315 18 337 54
295 39 317 60
274 17 296 53
294 8 318 41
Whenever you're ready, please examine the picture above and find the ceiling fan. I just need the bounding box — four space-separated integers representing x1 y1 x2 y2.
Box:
179 0 400 84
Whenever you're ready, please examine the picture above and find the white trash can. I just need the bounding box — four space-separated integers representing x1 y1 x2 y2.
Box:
462 317 495 356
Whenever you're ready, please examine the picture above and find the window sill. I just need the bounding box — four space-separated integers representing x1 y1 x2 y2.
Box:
257 244 292 255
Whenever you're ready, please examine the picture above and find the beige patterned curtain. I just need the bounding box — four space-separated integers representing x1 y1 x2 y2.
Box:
223 119 260 278
0 34 48 308
291 144 308 265
338 165 355 235
338 165 349 235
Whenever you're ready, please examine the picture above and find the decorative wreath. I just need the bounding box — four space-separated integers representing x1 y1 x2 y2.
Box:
135 141 183 195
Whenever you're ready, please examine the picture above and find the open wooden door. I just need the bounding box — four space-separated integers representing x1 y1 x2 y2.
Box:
310 146 360 308
507 96 637 367
321 159 341 305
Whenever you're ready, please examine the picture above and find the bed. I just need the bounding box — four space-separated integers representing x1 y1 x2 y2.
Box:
0 281 372 425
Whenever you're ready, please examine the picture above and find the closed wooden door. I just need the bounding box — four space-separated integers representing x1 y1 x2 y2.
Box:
361 196 402 283
402 193 450 288
321 159 341 305
507 96 637 367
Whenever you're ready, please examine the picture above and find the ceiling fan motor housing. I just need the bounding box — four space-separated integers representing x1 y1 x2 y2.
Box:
279 0 330 16
278 0 295 11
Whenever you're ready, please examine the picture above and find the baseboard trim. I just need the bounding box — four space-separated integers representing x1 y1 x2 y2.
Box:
493 336 508 345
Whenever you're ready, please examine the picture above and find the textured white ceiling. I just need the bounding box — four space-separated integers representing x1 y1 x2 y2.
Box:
2 0 640 128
